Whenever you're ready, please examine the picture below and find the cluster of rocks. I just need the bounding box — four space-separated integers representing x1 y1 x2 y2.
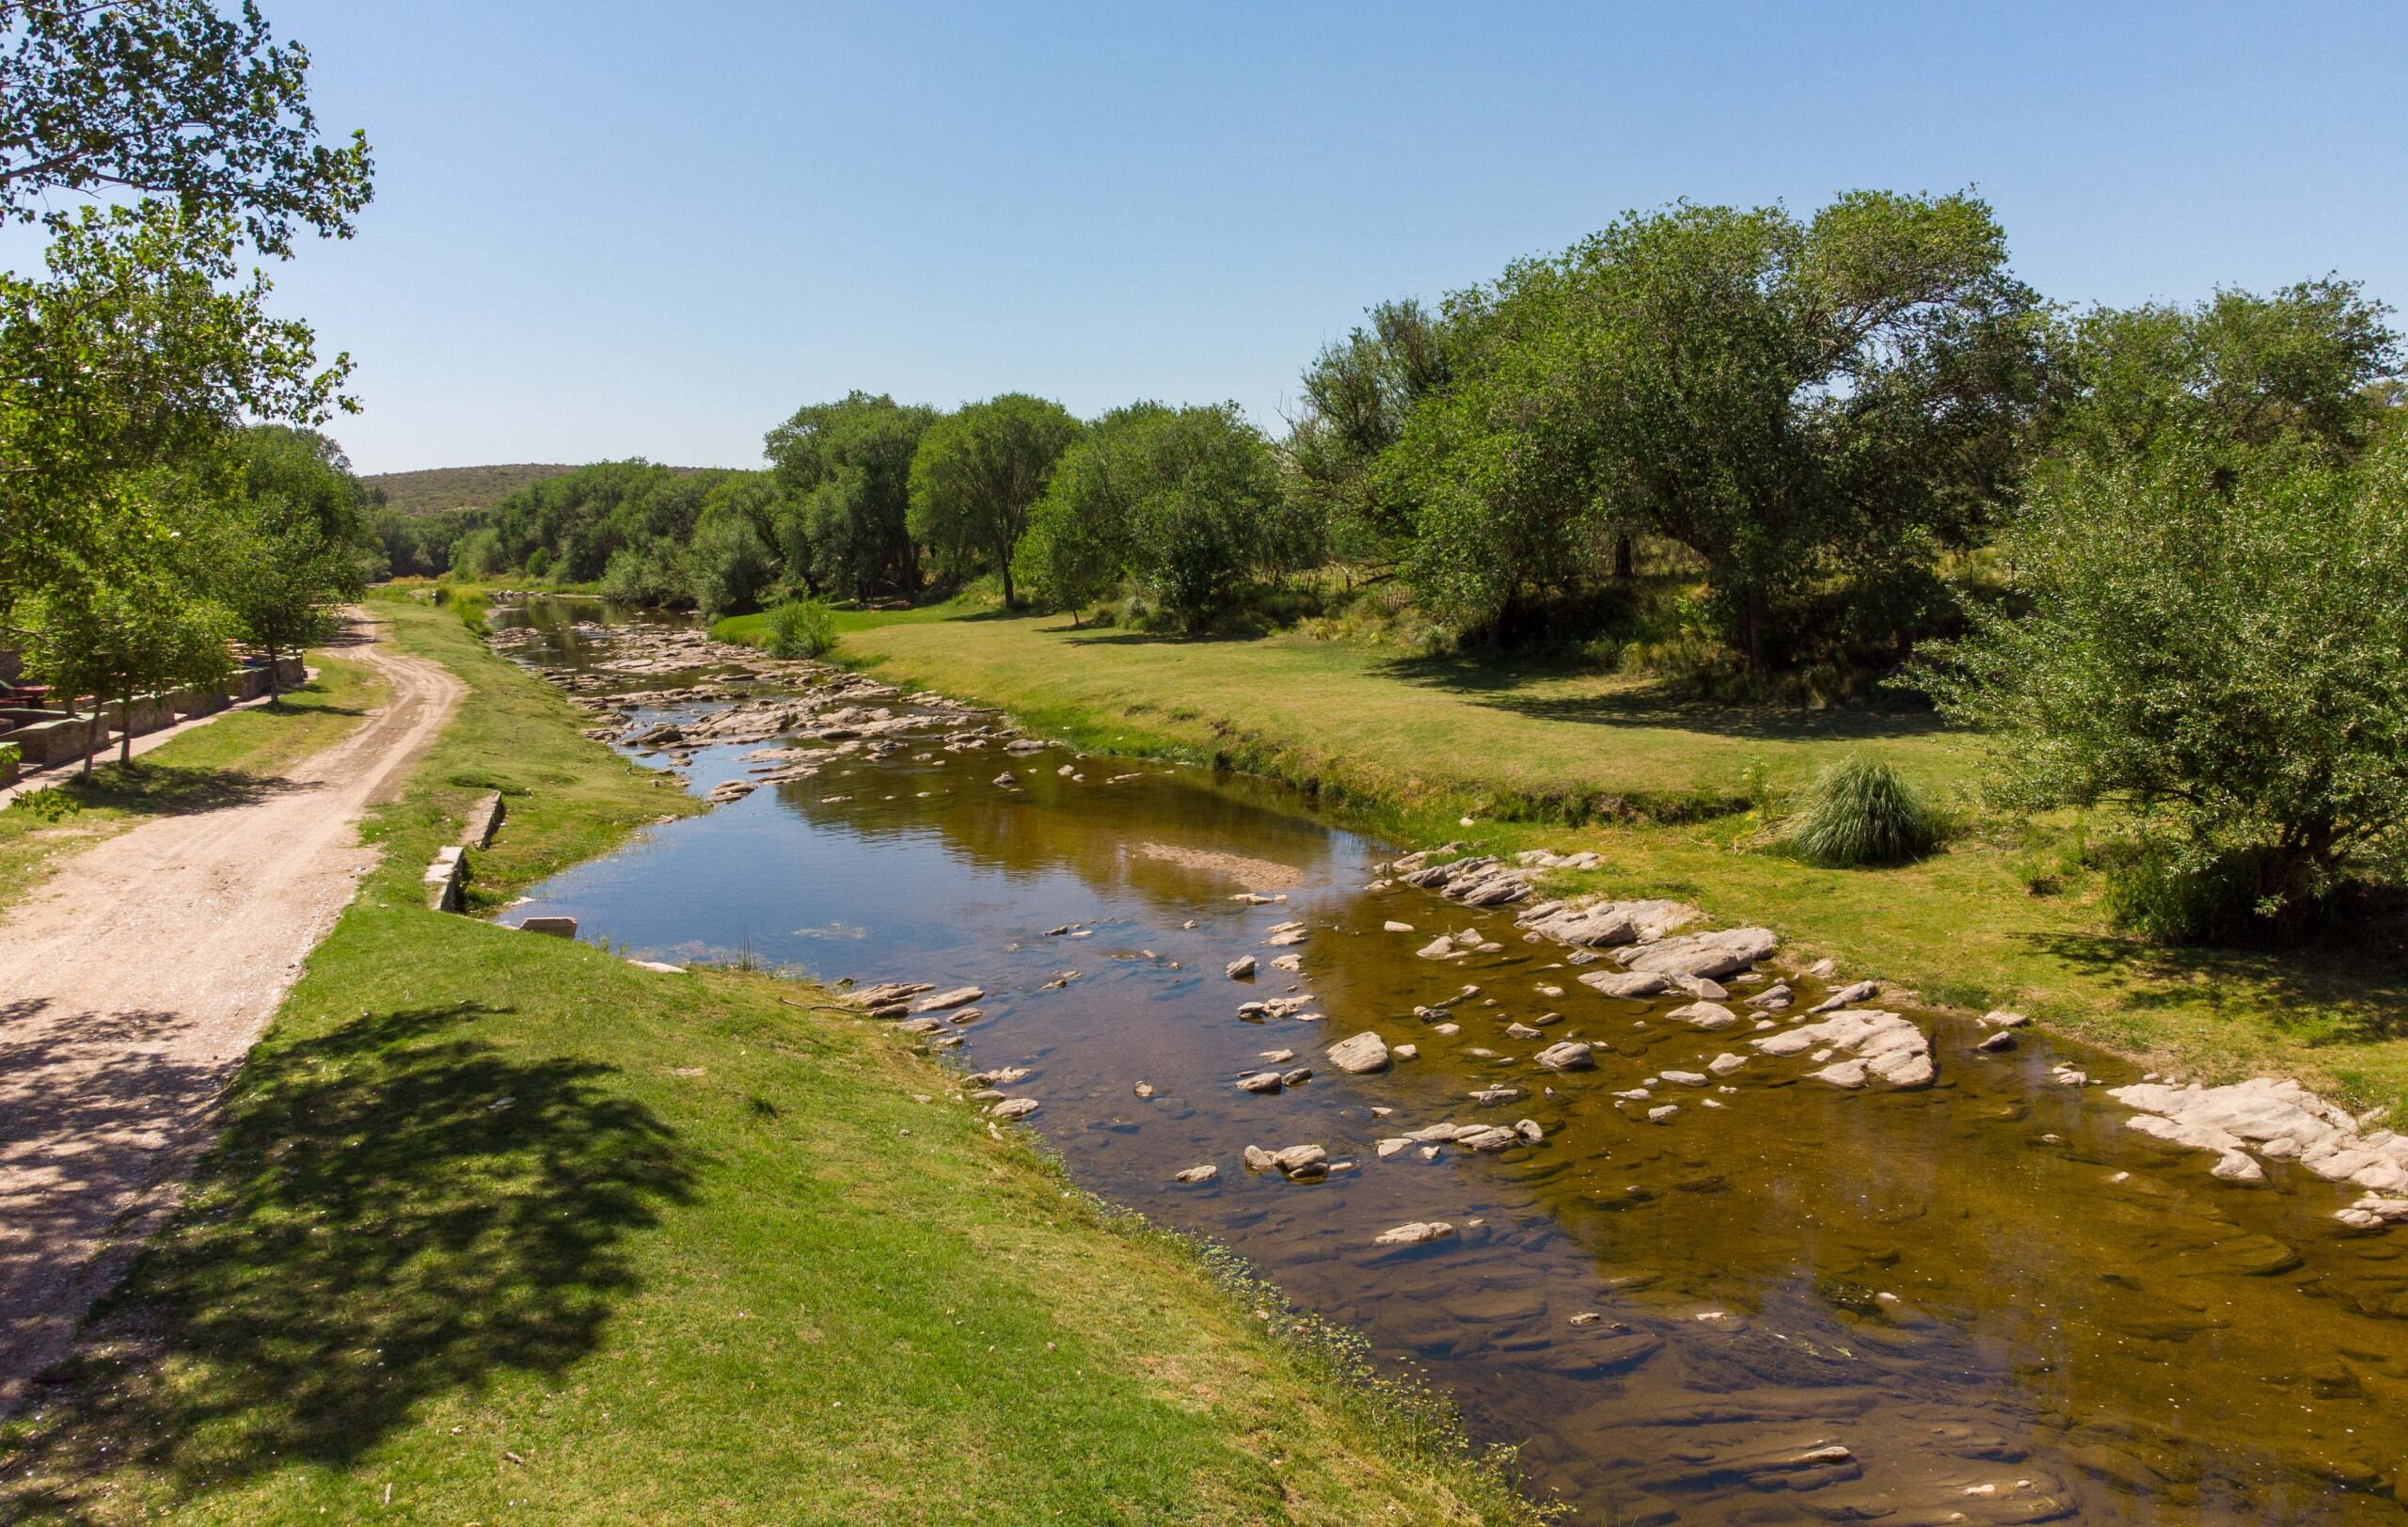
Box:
1751 1009 1936 1089
2109 1076 2408 1225
1388 849 1536 907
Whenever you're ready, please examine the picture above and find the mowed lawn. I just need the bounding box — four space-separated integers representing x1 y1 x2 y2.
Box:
0 595 1536 1527
837 612 2408 1114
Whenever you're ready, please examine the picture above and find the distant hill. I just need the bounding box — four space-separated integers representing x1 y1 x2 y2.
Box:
361 463 580 517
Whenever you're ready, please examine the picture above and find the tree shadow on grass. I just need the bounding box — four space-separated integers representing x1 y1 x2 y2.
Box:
1370 650 1956 746
2018 928 2408 1048
0 1003 693 1519
18 761 315 820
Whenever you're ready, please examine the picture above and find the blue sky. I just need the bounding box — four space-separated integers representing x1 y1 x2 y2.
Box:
242 1 2408 473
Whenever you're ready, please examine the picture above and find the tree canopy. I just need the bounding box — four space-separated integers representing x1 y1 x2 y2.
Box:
0 0 372 256
907 393 1080 607
1391 191 2050 663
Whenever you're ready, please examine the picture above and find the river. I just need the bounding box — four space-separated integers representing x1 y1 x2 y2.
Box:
490 596 2407 1524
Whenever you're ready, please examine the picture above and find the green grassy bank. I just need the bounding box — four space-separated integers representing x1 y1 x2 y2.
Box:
0 594 1539 1526
732 609 2408 1114
0 654 383 915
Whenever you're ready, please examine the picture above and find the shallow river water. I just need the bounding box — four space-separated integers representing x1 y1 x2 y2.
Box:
493 598 2406 1524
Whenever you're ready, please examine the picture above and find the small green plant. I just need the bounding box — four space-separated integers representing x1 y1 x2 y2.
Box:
763 598 837 659
0 740 19 779
452 590 489 637
1782 756 1943 867
10 784 82 821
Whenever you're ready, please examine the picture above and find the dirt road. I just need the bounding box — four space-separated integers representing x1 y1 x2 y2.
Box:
0 612 463 1411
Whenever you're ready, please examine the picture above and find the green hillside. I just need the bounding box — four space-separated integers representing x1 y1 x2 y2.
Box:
361 463 580 517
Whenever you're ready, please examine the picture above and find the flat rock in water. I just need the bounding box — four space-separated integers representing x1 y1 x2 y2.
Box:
1173 1164 1217 1185
1235 1070 1285 1093
911 986 985 1013
1226 955 1257 978
1621 927 1779 980
1809 979 1880 1013
1579 969 1671 999
1535 1041 1595 1072
1384 920 1415 933
989 1097 1039 1120
1272 1143 1328 1177
1668 1000 1739 1031
1755 1009 1934 1090
1374 1220 1456 1248
1326 1031 1391 1074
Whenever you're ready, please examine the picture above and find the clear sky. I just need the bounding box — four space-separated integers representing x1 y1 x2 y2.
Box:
240 1 2408 474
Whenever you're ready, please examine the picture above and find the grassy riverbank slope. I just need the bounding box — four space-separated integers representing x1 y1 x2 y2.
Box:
0 653 383 916
780 610 2408 1115
0 594 1537 1526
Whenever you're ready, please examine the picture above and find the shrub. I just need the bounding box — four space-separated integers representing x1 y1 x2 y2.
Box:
1914 433 2408 937
2096 834 2282 945
763 598 837 659
1782 757 1943 867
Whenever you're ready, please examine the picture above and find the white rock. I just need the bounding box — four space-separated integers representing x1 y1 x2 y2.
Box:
1326 1031 1391 1074
1373 1220 1456 1248
1534 1041 1595 1073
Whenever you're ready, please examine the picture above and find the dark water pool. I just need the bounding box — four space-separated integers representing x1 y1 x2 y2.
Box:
495 598 2408 1524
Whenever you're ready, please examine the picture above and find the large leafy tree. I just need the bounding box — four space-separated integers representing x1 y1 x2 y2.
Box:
17 553 237 772
1394 192 2051 664
0 202 352 603
1915 436 2408 940
764 392 936 602
0 1 371 607
1 0 372 255
907 393 1080 607
2052 279 2401 465
201 425 368 697
1014 403 1305 632
1285 298 1453 564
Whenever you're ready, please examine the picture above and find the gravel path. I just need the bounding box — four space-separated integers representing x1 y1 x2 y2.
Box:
0 612 462 1411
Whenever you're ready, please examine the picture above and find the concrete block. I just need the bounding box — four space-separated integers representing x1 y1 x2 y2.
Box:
460 790 505 849
518 915 577 938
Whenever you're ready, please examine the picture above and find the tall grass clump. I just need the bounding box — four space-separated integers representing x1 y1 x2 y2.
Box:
1782 756 1942 867
763 598 837 659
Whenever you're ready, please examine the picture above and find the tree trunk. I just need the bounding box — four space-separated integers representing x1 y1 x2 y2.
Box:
1736 585 1771 673
1612 533 1635 581
1000 558 1016 611
81 704 98 777
119 684 135 763
266 644 283 700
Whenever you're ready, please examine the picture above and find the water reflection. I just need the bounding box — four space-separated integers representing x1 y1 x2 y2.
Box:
497 598 2408 1524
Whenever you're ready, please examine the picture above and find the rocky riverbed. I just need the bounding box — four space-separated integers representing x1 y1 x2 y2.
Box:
486 596 2408 1524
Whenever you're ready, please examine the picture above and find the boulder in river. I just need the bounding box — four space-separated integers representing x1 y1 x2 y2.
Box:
1620 927 1780 980
1535 1041 1595 1072
1373 1220 1456 1248
989 1097 1039 1121
1326 1031 1391 1074
1173 1164 1217 1185
1667 1000 1739 1031
1809 979 1880 1014
1226 954 1257 979
1272 1144 1328 1178
1235 1070 1285 1094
